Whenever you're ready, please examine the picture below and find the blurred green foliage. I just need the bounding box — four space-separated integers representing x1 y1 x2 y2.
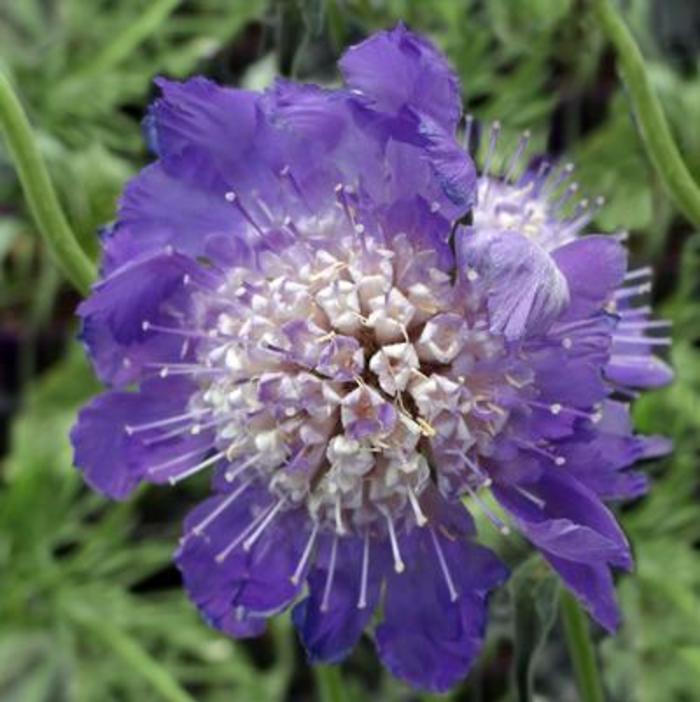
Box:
1 1 698 701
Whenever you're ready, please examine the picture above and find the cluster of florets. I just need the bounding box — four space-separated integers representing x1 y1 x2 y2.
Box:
72 24 671 693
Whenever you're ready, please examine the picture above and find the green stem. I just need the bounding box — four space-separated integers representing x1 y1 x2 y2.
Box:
592 0 700 229
0 71 95 295
314 665 348 702
561 591 605 702
67 605 196 702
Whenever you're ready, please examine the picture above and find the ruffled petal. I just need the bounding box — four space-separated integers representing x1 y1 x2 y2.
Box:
456 227 569 340
339 23 461 131
547 555 621 632
375 525 507 693
264 81 475 219
552 236 627 320
146 77 258 162
292 535 386 664
78 250 213 386
176 491 310 635
118 154 261 266
557 401 669 500
71 377 210 499
605 354 674 388
493 467 631 630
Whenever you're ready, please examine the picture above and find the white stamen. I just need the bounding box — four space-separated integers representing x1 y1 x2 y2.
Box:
464 483 510 535
146 445 214 475
515 485 546 509
334 496 347 535
482 121 501 176
191 479 252 537
243 498 285 551
503 129 531 183
168 450 227 484
624 266 652 282
291 522 319 586
613 335 671 346
215 501 275 563
430 529 459 602
615 282 652 300
383 510 405 573
407 486 428 526
125 408 210 435
462 113 474 151
225 453 259 482
320 535 339 613
357 530 371 609
618 319 671 330
141 320 214 340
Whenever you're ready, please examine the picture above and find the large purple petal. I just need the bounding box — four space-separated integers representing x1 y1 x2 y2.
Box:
71 377 210 499
339 24 462 131
493 467 631 630
457 227 569 340
547 555 621 632
146 77 258 162
557 401 669 500
78 250 213 386
375 525 507 693
293 535 387 664
177 493 310 634
552 236 627 320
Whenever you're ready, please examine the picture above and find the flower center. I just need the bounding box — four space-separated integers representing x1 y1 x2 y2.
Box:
188 212 526 535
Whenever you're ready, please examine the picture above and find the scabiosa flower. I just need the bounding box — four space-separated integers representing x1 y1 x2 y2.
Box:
71 24 671 693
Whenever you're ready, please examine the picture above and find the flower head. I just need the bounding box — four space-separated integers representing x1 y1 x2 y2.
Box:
72 25 671 693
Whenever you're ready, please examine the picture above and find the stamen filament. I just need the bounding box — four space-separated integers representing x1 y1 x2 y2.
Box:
191 479 252 537
320 535 339 613
383 510 405 573
215 500 275 563
464 483 510 535
243 498 285 551
291 522 319 586
168 450 227 484
429 529 459 602
357 530 371 609
125 408 210 435
407 486 428 526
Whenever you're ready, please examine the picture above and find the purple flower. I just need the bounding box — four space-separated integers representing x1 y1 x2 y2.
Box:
71 25 671 693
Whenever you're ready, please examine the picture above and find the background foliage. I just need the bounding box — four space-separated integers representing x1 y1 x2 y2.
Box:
1 1 698 700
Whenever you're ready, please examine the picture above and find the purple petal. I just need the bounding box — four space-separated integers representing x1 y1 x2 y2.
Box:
557 401 667 500
78 250 212 386
547 555 621 632
606 354 674 389
552 236 627 320
293 535 386 664
177 494 310 632
457 227 569 340
375 526 507 693
71 377 209 499
147 77 258 162
118 157 257 267
339 23 461 131
493 467 631 630
531 352 607 407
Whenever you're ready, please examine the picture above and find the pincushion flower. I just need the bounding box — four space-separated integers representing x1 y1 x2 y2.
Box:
71 24 672 693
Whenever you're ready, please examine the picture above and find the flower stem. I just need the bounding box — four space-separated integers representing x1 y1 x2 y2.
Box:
314 665 348 702
561 591 606 702
591 0 700 229
0 70 96 295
